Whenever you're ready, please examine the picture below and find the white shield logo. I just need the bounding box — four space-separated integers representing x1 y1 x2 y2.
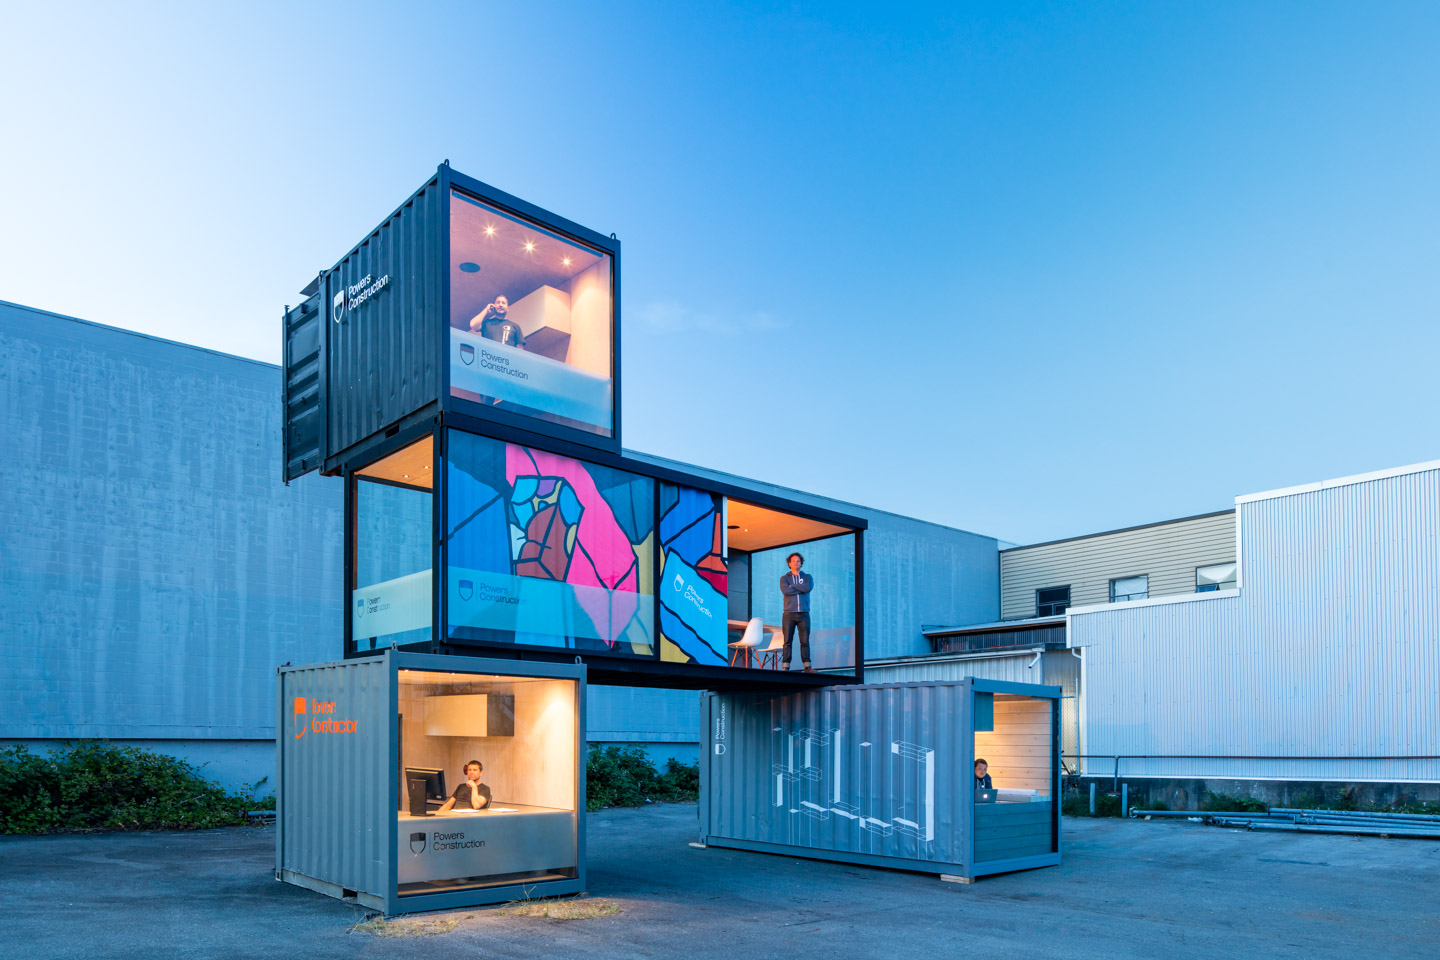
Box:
409 832 426 855
355 598 365 620
332 290 346 324
672 573 684 594
458 580 473 602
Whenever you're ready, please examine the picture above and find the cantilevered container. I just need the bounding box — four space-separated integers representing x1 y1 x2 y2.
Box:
699 677 1061 882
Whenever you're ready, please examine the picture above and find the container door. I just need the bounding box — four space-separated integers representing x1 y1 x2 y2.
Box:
282 293 325 481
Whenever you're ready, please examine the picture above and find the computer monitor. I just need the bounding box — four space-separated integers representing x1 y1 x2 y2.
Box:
405 767 446 816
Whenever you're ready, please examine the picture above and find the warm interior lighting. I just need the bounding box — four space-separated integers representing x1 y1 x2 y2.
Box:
524 240 536 253
484 225 496 236
561 256 572 267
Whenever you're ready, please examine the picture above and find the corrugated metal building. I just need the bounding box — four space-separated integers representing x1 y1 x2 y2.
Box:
1001 510 1235 619
0 300 1001 787
1069 460 1440 783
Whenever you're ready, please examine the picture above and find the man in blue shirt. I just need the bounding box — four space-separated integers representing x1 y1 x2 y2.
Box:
780 552 815 673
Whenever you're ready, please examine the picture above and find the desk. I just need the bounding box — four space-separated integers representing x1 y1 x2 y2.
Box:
397 803 575 886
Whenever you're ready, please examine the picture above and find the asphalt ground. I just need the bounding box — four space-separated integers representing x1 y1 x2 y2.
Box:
2 804 1436 960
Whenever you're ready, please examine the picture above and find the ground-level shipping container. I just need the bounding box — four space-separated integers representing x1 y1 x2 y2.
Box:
276 651 585 914
698 678 1061 882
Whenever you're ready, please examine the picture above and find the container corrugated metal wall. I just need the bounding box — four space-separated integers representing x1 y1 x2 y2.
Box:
703 683 975 871
325 176 446 466
1071 462 1440 782
277 658 390 903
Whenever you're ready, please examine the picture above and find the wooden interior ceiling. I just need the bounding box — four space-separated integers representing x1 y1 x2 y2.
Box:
357 435 433 490
725 499 852 553
450 191 606 326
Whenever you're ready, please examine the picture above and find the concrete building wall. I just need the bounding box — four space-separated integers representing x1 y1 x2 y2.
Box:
1069 460 1440 782
0 301 343 745
1001 510 1235 619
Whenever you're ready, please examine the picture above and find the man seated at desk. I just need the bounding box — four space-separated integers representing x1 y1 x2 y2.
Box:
438 760 492 812
974 758 992 790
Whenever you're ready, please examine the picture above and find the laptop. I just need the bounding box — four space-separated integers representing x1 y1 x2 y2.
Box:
975 787 997 803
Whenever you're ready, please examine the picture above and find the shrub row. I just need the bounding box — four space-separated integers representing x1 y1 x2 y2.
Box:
585 745 700 812
0 742 269 835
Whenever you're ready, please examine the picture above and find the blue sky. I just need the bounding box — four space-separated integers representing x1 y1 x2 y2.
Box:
2 2 1437 544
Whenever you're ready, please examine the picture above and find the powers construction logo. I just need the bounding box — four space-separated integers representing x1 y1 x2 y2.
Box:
410 832 426 855
293 697 358 738
332 289 346 324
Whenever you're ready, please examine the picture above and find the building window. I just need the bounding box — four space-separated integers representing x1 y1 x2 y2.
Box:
1109 575 1148 603
1196 563 1237 592
1036 586 1070 617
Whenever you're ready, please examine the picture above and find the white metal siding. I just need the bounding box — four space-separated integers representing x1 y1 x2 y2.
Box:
865 655 1039 685
1071 464 1440 782
1001 512 1235 619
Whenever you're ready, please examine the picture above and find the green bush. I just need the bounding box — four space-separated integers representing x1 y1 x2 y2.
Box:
1061 791 1126 817
1201 792 1267 813
0 742 265 835
585 746 700 812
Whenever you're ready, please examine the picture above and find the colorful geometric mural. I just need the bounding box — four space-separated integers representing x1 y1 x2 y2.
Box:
446 431 654 655
658 484 730 665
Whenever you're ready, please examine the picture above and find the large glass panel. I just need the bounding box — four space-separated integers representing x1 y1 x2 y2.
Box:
448 190 614 438
398 669 578 896
661 486 858 674
657 485 730 664
445 430 653 655
750 533 857 673
353 437 433 652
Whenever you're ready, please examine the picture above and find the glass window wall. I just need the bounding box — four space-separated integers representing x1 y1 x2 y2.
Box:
354 437 434 651
448 190 614 438
445 430 654 655
398 668 578 896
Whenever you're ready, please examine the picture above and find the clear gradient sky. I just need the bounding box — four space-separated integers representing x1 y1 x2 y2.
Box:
2 2 1437 545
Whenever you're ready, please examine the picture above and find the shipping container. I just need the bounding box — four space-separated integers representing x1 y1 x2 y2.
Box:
699 677 1061 882
282 163 625 481
276 651 586 915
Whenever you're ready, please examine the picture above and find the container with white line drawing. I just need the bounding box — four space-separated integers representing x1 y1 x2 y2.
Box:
699 678 1061 883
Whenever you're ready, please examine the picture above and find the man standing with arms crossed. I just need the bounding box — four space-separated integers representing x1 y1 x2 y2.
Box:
780 552 815 672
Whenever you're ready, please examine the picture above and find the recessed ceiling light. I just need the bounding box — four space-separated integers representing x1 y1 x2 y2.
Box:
562 256 572 267
524 240 536 253
459 262 480 273
484 225 496 236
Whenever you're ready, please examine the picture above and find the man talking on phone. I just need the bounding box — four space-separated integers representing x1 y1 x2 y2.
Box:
779 552 814 672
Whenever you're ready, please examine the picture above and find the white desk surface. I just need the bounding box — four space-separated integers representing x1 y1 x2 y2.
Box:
399 802 571 821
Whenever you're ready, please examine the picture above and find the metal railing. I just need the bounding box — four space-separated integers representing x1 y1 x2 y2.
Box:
1063 754 1440 789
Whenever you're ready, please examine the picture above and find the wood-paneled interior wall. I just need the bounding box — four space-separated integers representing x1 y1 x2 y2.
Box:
400 678 577 811
973 696 1053 794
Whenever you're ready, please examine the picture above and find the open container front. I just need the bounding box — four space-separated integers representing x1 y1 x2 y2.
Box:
698 677 1060 882
277 651 585 915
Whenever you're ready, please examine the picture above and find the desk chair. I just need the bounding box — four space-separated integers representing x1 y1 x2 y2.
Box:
727 617 765 667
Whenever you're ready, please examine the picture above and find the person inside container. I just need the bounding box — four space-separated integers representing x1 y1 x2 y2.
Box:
975 759 992 790
470 295 525 349
438 760 492 812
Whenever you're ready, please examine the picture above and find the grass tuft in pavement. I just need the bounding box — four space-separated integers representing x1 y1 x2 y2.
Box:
500 897 621 921
351 916 460 938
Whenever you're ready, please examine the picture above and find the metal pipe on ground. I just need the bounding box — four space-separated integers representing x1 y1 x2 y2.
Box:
1220 820 1440 840
1269 808 1440 823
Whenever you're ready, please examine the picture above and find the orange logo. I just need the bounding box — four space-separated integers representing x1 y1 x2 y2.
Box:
292 697 358 738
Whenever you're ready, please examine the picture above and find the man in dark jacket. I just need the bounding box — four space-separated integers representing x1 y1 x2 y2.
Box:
780 552 814 672
975 759 992 790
